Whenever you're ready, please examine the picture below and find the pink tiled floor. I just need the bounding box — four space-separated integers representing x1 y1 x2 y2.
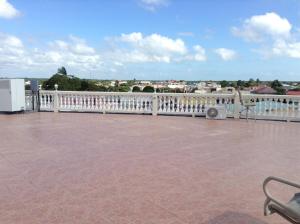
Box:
0 112 300 224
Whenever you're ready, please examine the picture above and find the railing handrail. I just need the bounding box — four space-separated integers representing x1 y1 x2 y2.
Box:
40 90 300 99
40 90 235 97
243 94 300 100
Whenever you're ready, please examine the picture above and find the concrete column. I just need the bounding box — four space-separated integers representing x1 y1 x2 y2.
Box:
152 93 158 116
54 84 59 113
233 92 241 119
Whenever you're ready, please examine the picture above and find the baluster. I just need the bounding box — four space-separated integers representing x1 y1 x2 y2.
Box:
78 95 81 110
82 95 85 109
194 97 198 113
112 96 115 111
177 97 181 112
124 96 128 111
291 99 295 117
110 96 114 111
187 96 190 113
68 94 71 109
157 96 160 112
139 96 142 112
115 95 118 111
99 96 103 111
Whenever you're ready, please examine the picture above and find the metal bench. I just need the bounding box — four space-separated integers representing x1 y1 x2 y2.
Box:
263 176 300 224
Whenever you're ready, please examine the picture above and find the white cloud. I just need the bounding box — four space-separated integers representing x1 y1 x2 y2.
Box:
214 48 237 61
193 45 206 61
0 0 19 19
0 31 208 77
232 12 300 60
0 33 25 66
40 36 101 69
0 33 102 73
272 39 300 58
139 0 170 11
232 12 292 42
50 35 96 55
120 32 187 55
111 32 188 63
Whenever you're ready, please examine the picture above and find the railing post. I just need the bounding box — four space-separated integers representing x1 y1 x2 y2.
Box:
233 92 241 119
152 93 158 116
54 84 59 113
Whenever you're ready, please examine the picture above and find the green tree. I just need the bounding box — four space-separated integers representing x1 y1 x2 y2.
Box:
247 78 256 87
271 80 282 89
132 86 141 92
228 81 237 88
80 80 107 91
57 66 67 75
118 85 130 92
237 80 245 88
220 80 229 88
271 80 286 95
42 73 81 90
143 86 155 93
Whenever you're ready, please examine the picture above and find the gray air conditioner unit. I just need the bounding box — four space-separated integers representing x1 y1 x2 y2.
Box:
206 106 227 120
0 79 25 112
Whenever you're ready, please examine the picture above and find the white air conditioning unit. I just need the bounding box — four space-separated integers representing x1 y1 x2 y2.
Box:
206 106 227 120
0 79 25 112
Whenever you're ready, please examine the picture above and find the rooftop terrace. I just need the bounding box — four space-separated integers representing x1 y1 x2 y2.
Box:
1 113 300 224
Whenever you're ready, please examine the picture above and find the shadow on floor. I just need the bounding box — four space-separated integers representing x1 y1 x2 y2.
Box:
203 211 269 224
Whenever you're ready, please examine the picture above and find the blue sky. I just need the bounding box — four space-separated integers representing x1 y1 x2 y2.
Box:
1 0 300 80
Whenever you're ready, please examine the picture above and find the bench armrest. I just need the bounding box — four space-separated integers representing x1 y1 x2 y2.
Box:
263 176 300 216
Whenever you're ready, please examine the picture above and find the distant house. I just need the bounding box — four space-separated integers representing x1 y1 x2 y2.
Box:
251 86 277 94
287 90 300 95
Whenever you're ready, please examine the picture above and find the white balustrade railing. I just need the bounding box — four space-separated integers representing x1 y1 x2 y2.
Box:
38 90 300 121
39 91 55 111
55 91 153 114
39 90 235 115
242 94 300 121
156 93 235 117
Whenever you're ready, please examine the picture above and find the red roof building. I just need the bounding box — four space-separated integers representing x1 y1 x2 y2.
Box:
287 90 300 95
251 86 277 94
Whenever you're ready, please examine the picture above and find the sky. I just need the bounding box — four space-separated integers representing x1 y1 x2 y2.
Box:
1 0 300 80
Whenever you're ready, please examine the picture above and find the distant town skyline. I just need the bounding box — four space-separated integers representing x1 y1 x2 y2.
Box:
1 0 300 80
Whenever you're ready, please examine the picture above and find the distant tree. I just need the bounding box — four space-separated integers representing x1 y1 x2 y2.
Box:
237 80 245 88
118 85 130 92
143 86 155 93
247 78 256 87
95 85 107 92
256 78 261 85
271 80 286 95
228 81 237 88
271 80 282 89
57 66 67 75
42 73 81 90
155 88 161 93
80 80 107 91
220 80 229 88
80 80 89 91
132 86 141 92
